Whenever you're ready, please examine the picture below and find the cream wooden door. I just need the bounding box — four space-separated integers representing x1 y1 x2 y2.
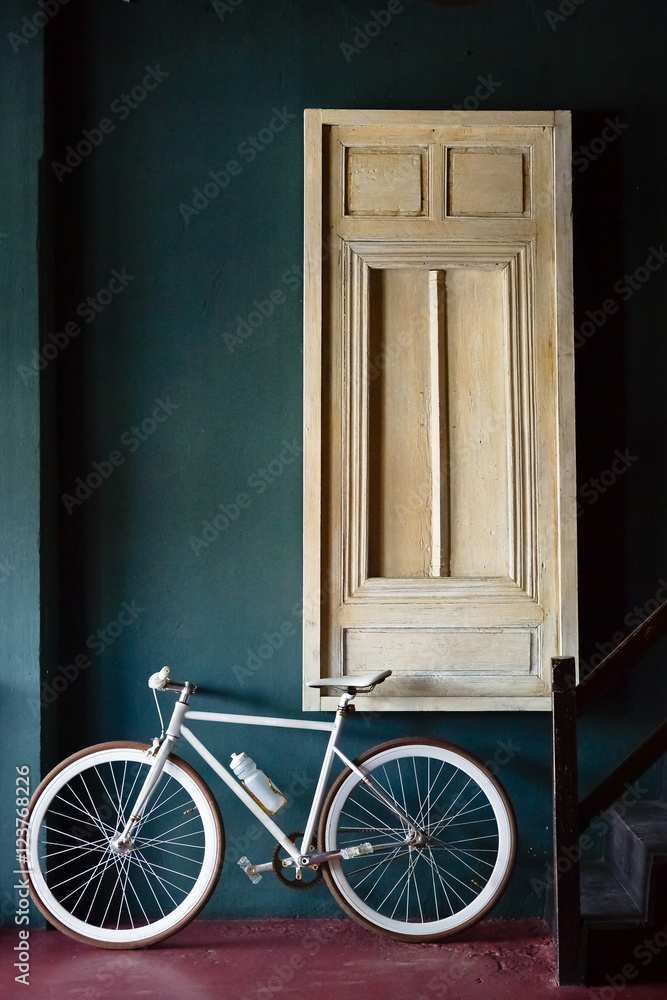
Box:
303 110 576 711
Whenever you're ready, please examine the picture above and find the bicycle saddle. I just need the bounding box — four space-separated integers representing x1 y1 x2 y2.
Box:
307 669 391 692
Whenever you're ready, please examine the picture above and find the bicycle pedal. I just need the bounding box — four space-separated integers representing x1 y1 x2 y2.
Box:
238 856 262 884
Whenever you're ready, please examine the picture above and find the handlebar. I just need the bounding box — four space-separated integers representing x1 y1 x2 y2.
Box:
148 666 171 690
148 666 197 702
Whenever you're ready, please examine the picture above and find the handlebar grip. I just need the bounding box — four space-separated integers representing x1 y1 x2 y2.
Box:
148 666 171 690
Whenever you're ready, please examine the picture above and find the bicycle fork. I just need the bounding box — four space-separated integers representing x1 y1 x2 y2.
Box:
112 692 193 854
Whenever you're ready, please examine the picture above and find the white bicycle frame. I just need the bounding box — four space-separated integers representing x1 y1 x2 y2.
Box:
115 680 419 874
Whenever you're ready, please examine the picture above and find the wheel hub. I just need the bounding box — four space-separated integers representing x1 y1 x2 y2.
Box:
110 837 136 854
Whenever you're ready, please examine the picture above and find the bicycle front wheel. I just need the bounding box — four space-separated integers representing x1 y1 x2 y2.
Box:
319 737 515 942
22 742 224 948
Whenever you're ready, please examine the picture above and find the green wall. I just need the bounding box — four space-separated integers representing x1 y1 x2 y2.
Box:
0 0 43 929
3 0 667 924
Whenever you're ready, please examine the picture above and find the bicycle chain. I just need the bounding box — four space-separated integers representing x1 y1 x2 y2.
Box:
272 832 323 890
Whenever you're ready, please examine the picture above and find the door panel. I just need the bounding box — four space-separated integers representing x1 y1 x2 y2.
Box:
303 110 576 711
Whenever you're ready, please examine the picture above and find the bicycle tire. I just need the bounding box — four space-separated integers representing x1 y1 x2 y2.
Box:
21 741 224 949
318 737 515 942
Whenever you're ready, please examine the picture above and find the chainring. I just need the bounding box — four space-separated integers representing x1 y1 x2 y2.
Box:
272 832 323 890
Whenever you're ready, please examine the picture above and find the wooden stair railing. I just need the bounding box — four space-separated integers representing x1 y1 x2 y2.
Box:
576 597 667 716
578 717 667 830
551 656 581 984
551 596 667 986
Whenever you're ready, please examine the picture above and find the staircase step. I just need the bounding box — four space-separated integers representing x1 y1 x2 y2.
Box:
580 859 645 927
606 800 667 910
614 799 667 852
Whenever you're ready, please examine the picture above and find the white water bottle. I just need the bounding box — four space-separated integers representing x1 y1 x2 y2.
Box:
230 753 287 814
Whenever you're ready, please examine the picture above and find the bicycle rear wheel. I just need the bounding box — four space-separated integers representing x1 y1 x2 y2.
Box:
22 742 224 948
319 737 515 942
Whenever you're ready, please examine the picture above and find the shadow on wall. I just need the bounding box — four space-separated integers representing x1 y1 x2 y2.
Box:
43 3 93 763
571 110 627 670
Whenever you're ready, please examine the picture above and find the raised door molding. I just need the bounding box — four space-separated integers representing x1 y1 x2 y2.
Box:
303 110 577 711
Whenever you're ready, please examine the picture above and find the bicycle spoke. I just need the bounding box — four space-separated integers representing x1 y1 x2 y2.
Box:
82 852 119 925
129 852 189 903
40 823 107 849
66 850 119 916
50 793 115 835
343 845 408 886
426 845 454 916
384 850 418 918
357 848 410 903
362 767 411 835
135 780 184 832
431 793 490 835
139 794 196 828
57 785 115 839
443 846 495 868
100 855 128 929
418 848 480 902
339 798 407 842
139 811 202 840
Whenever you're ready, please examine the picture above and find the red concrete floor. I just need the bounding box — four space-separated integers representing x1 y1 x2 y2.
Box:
2 919 667 1000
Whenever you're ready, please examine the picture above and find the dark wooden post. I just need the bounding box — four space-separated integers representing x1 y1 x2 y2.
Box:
551 656 582 985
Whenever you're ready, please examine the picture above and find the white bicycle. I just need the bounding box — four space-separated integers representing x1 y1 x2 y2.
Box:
22 667 515 949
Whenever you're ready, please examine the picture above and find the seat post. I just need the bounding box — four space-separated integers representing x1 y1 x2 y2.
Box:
337 690 356 714
300 689 352 860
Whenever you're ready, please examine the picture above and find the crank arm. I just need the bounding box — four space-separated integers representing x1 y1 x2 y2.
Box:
244 861 275 876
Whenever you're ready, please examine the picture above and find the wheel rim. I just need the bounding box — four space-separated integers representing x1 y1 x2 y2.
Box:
26 748 220 945
323 744 513 938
